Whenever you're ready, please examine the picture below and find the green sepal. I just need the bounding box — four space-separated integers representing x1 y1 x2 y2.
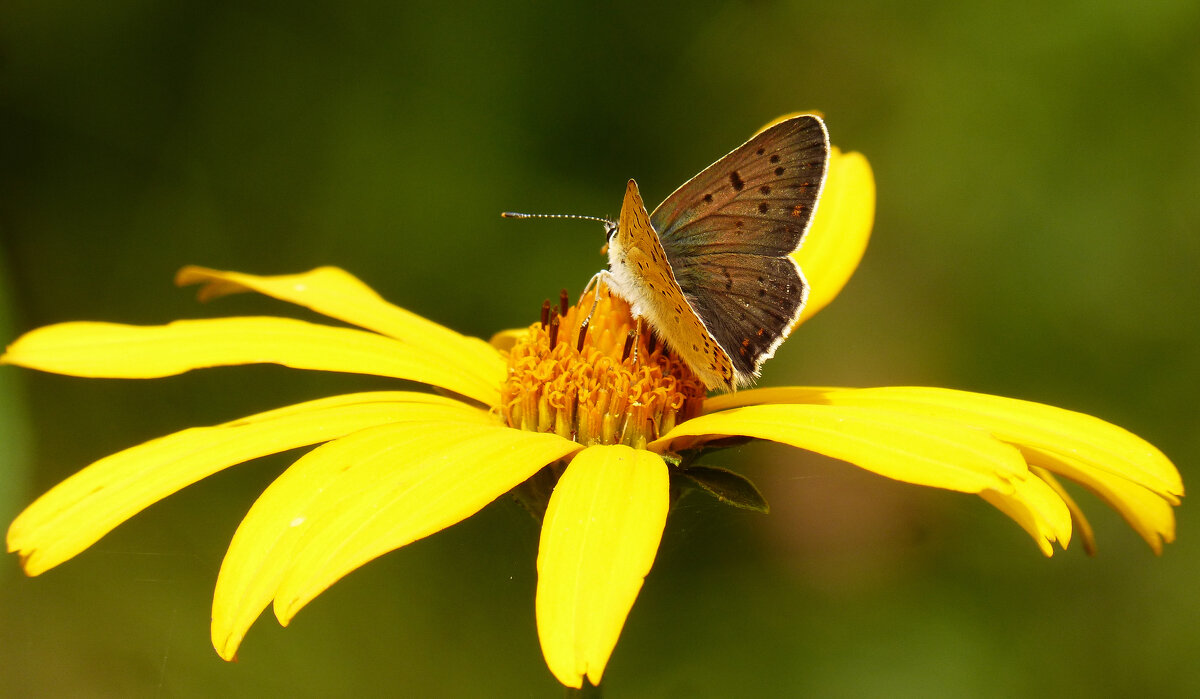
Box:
678 465 770 513
659 451 683 468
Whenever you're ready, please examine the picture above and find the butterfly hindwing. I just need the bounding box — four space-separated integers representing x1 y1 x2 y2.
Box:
671 253 808 379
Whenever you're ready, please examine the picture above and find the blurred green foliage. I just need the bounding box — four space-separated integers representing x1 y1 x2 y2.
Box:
2 1 1197 696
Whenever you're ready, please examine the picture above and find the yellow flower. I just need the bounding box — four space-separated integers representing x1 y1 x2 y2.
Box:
3 147 1182 690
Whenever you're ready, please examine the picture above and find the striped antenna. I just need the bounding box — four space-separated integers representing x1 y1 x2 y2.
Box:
501 212 612 225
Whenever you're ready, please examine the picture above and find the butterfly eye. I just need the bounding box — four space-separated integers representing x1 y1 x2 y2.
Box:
604 222 618 242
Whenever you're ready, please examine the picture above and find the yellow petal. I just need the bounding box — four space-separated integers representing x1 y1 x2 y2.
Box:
176 266 505 382
702 386 828 413
979 472 1073 556
791 148 875 327
708 386 1181 552
654 403 1026 495
536 445 669 688
7 391 485 576
1032 467 1096 556
272 423 580 623
1029 451 1174 554
877 388 1180 497
726 386 1181 501
488 327 531 352
2 317 499 406
212 420 580 659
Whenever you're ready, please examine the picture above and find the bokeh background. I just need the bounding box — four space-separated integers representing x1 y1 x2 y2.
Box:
2 1 1198 696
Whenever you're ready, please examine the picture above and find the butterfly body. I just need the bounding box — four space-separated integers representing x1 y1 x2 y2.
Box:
602 114 830 392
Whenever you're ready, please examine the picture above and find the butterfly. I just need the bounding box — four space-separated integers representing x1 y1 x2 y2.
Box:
598 114 830 392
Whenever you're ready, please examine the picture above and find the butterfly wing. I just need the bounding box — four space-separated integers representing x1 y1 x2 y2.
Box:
651 115 829 256
607 180 736 391
649 115 829 383
666 252 808 381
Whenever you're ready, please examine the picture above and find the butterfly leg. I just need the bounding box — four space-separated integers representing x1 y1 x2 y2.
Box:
632 315 644 367
578 269 627 328
580 269 646 367
579 269 624 305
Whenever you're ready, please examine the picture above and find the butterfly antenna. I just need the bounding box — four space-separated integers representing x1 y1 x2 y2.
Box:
500 212 613 225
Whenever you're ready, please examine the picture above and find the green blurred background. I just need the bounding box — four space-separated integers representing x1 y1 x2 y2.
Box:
2 1 1198 696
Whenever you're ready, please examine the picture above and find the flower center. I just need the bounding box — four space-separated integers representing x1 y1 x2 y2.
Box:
500 286 706 449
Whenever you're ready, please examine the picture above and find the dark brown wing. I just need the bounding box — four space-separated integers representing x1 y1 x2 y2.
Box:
648 115 829 381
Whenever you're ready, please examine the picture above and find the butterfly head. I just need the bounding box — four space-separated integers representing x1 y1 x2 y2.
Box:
600 219 618 255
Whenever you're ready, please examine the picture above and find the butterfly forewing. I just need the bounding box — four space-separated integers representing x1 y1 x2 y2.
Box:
650 115 829 257
607 180 736 391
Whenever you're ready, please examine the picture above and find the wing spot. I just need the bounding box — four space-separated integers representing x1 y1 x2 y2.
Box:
735 220 744 229
791 204 806 217
755 147 765 156
703 193 713 203
759 185 771 195
756 327 765 336
769 154 780 163
729 171 745 191
758 288 766 297
774 166 785 176
758 202 769 214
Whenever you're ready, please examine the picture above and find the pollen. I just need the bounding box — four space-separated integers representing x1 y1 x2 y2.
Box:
499 286 706 449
